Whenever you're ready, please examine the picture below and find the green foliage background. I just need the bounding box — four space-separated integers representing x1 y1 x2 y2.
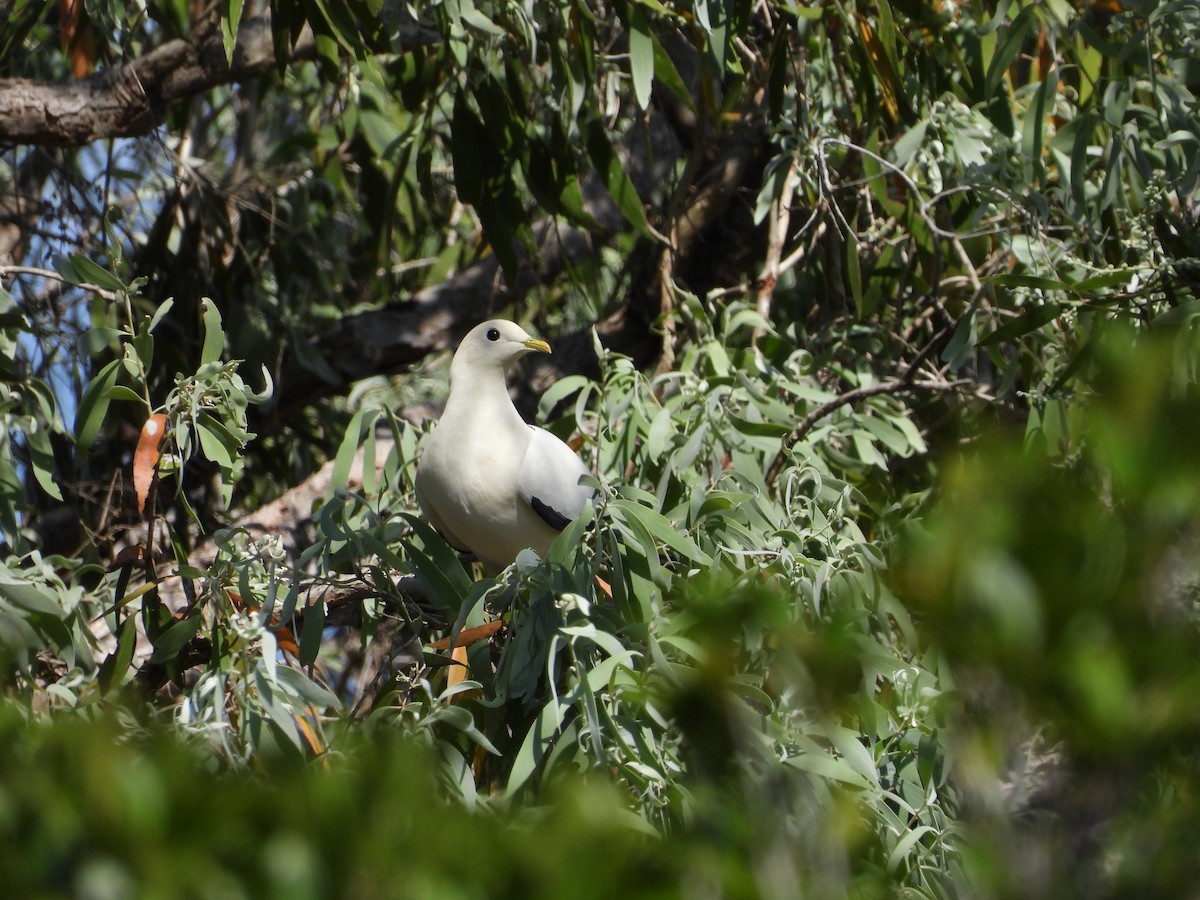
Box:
1 0 1199 896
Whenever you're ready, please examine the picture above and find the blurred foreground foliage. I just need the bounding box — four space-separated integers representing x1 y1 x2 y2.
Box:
6 327 1200 897
2 0 1200 895
0 711 683 899
896 327 1200 898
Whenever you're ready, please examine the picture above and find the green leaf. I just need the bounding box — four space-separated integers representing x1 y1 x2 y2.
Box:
65 254 126 293
196 414 235 468
0 605 42 652
24 421 62 501
845 232 867 317
148 615 201 664
537 375 592 421
978 0 1015 34
52 254 82 285
1069 111 1099 208
102 385 146 404
0 574 64 617
653 31 694 109
222 0 243 64
451 93 486 206
628 8 654 110
1072 269 1141 294
78 328 126 357
852 430 888 468
1022 68 1059 183
766 20 792 120
546 499 595 571
645 406 676 461
148 297 175 333
984 5 1035 101
332 407 380 493
98 618 138 694
276 665 341 710
255 670 304 756
785 747 875 790
299 599 325 666
245 365 274 403
586 119 651 236
505 652 636 797
727 413 791 438
886 824 938 874
891 414 928 456
892 120 929 167
825 725 881 787
628 0 672 12
609 499 712 567
986 273 1068 292
1154 299 1200 328
861 415 917 456
358 109 405 157
460 5 502 35
978 304 1062 346
873 0 900 81
27 379 61 428
400 514 474 612
199 298 224 365
75 359 122 451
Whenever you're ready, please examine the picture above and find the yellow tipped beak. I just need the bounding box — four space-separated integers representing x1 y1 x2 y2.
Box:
522 338 552 354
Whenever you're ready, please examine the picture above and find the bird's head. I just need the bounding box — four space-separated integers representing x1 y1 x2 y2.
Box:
451 319 551 383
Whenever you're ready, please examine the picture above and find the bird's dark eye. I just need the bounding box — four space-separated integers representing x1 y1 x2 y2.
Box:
486 328 501 342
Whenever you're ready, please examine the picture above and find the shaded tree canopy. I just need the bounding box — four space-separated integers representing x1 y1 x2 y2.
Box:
1 0 1200 895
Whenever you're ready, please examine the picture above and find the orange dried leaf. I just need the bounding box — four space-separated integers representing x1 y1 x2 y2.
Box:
856 16 899 121
427 620 505 650
58 0 97 77
295 715 324 755
447 644 470 690
134 413 167 514
275 625 301 659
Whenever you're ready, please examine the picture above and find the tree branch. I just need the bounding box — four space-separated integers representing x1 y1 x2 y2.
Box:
273 113 688 413
0 14 324 147
0 263 119 302
764 378 971 491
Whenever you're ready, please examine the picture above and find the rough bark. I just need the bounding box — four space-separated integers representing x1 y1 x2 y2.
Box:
0 15 315 146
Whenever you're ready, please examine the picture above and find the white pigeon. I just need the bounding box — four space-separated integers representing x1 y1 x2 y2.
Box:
414 319 594 572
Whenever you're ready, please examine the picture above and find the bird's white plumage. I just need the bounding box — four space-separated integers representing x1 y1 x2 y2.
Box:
414 320 593 572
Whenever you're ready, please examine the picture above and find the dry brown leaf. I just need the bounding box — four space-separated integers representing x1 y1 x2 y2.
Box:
295 714 324 755
228 588 301 658
427 620 505 650
58 0 97 77
447 644 470 691
134 413 167 514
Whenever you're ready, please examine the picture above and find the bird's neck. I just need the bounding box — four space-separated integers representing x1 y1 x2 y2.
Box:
446 364 524 426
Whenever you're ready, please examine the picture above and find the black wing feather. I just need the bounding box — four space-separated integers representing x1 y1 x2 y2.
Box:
530 495 573 532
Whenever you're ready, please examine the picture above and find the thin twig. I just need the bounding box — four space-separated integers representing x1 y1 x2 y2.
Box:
900 322 956 382
778 216 827 275
754 159 799 344
764 378 971 491
0 264 119 302
817 138 1005 242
